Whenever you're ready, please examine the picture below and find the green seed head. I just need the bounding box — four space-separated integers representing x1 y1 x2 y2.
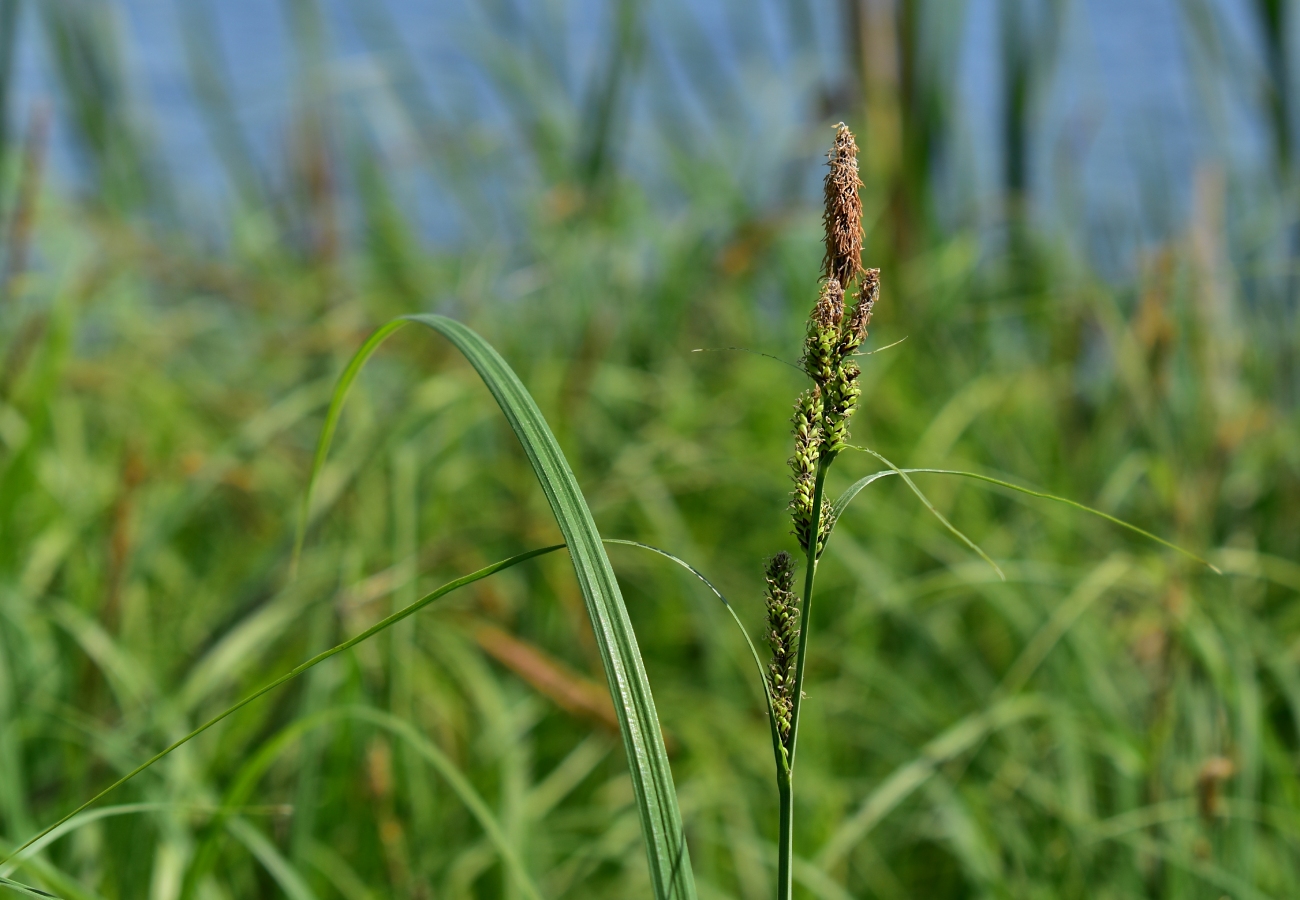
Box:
822 360 861 458
803 279 844 386
764 551 800 747
789 388 825 553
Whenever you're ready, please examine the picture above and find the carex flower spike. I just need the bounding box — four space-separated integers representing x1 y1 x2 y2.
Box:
768 120 880 900
788 386 824 555
764 552 799 751
822 123 864 290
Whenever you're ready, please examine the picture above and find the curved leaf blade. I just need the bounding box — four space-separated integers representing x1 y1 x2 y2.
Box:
0 877 60 899
855 447 1005 581
400 315 695 900
834 456 1220 573
604 538 787 775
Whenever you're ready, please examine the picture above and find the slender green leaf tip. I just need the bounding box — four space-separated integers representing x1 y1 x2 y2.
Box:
835 454 1223 575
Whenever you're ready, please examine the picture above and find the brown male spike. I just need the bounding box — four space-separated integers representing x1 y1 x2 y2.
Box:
822 123 864 291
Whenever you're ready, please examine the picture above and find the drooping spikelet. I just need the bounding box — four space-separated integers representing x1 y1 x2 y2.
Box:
822 123 864 291
764 551 799 748
803 278 844 386
789 388 823 554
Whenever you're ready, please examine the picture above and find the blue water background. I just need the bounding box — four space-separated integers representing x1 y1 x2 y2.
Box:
5 0 1276 266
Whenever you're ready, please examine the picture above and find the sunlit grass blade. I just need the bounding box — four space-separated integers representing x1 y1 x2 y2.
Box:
835 457 1221 573
300 316 697 900
1 545 564 868
604 538 788 775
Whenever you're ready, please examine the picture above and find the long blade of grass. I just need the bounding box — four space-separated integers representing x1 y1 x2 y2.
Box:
290 317 409 574
301 316 696 900
182 704 544 900
344 706 545 900
3 804 212 878
853 447 1006 581
225 817 318 900
604 538 787 775
404 315 696 900
834 458 1220 573
1 545 564 867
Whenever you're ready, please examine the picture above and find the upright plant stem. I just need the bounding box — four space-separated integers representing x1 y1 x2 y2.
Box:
788 458 827 765
777 457 828 900
777 775 793 900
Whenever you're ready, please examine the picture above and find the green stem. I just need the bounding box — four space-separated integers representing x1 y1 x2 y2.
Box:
788 457 827 768
776 456 828 900
777 773 793 900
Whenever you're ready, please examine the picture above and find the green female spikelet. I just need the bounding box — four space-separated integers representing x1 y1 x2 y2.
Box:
822 360 860 458
821 269 877 456
764 552 799 748
789 387 825 555
803 278 844 386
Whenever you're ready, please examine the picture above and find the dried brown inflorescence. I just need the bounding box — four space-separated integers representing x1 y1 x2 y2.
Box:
822 123 864 291
764 551 799 749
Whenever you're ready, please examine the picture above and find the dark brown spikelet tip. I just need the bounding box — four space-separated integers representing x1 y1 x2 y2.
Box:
841 267 880 355
822 123 864 291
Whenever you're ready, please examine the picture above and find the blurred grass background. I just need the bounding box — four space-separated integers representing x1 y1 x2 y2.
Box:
0 0 1298 897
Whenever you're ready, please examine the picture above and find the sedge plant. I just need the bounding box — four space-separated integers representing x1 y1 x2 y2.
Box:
755 123 1218 900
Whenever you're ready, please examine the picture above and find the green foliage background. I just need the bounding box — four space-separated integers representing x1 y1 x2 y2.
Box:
0 1 1298 897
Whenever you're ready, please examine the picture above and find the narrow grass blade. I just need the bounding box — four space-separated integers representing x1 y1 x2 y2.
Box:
0 877 59 899
2 546 564 867
301 316 697 900
853 447 1006 581
827 470 896 529
344 706 545 900
291 318 408 574
404 316 696 900
604 538 787 775
1 804 182 877
182 703 544 900
226 818 318 900
836 456 1221 573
